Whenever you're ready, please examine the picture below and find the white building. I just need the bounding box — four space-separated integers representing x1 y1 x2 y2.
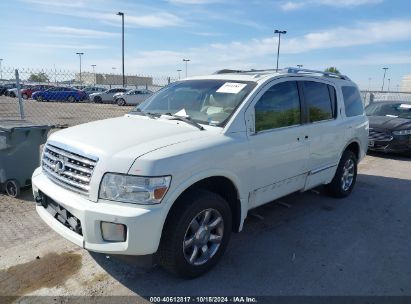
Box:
400 75 411 92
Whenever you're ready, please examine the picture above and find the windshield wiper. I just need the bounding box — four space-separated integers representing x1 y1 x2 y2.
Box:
164 113 205 131
131 108 157 119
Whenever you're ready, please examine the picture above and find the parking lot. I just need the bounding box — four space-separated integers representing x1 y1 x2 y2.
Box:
0 95 132 127
0 152 410 301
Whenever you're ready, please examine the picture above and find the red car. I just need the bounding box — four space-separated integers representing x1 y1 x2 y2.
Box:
21 85 54 99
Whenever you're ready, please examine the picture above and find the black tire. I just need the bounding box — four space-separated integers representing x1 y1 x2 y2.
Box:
9 92 16 98
67 95 76 103
5 179 20 198
325 150 358 198
94 96 102 103
36 96 44 102
117 98 126 106
158 189 232 278
22 93 28 99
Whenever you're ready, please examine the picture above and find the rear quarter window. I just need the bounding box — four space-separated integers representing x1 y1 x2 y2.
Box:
342 86 364 117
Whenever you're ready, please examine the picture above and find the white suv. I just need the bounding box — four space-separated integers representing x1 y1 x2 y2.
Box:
32 68 368 278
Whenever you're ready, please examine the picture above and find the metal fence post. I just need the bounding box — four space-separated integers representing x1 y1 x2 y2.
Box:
15 69 25 120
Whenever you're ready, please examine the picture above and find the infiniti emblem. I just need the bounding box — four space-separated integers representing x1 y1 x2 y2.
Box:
54 160 65 174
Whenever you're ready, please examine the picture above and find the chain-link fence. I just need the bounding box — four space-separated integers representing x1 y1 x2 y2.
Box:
2 68 411 129
360 91 411 107
0 67 177 127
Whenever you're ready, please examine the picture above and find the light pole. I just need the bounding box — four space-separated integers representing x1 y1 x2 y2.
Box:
388 78 391 91
177 69 182 80
381 67 388 91
117 12 125 88
368 77 372 91
297 64 303 69
76 52 84 84
274 30 287 72
0 59 3 80
183 59 190 78
91 64 96 85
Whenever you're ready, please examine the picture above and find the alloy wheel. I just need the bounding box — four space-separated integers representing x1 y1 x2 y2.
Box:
183 208 224 266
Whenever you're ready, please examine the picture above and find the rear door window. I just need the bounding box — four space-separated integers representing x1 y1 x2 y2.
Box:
342 86 364 117
302 81 335 122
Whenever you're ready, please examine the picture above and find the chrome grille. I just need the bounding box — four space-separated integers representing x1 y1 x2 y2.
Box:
42 144 97 195
369 129 393 142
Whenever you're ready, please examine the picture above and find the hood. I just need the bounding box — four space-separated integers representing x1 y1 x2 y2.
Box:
48 114 214 168
368 115 411 131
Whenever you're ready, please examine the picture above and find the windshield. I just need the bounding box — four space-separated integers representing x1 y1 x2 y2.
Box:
134 80 256 126
365 103 411 119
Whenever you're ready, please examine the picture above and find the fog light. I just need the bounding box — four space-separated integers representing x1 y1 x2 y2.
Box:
101 222 127 242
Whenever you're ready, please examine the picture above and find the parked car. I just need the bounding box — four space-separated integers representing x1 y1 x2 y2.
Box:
6 85 34 98
32 87 86 102
82 87 107 96
0 83 18 96
21 85 55 99
89 88 128 103
365 101 411 154
32 67 368 278
114 89 153 106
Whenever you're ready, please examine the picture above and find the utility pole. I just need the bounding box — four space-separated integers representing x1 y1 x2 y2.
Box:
0 59 3 80
274 30 287 72
381 67 388 91
117 12 125 87
76 52 84 84
91 64 96 85
368 77 372 91
388 78 391 91
183 59 190 78
177 69 182 80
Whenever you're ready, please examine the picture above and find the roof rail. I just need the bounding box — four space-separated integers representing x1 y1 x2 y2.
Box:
282 67 350 80
213 67 351 80
213 68 278 74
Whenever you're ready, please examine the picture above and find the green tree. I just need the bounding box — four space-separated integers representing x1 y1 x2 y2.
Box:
324 67 340 74
28 72 49 83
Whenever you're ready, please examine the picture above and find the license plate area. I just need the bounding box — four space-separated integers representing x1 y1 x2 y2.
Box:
39 193 83 235
368 140 375 147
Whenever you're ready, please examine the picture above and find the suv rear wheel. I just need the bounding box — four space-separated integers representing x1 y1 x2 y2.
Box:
159 189 232 278
325 150 357 198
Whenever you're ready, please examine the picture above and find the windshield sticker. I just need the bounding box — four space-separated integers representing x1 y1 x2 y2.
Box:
399 104 411 109
216 82 247 94
174 108 188 117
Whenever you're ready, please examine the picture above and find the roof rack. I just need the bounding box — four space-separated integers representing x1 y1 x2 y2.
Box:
213 67 350 80
282 67 351 80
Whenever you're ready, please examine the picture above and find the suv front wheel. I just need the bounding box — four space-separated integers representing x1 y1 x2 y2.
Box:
159 189 232 278
325 150 357 198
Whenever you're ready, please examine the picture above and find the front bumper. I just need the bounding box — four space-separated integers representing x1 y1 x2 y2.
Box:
368 135 411 153
32 167 167 255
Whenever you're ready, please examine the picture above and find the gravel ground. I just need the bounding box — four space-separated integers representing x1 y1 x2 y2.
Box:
0 153 411 302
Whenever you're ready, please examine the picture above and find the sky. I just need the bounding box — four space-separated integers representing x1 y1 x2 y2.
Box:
0 0 411 89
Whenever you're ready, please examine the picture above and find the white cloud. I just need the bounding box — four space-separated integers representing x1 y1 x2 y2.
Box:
281 1 305 11
23 0 85 8
168 0 221 4
104 19 411 75
45 26 118 38
16 42 105 50
281 0 383 11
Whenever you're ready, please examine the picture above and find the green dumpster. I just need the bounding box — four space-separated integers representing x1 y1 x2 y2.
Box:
0 121 51 197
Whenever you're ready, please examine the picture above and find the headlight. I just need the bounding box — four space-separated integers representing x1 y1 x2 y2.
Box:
392 129 411 136
99 174 171 205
